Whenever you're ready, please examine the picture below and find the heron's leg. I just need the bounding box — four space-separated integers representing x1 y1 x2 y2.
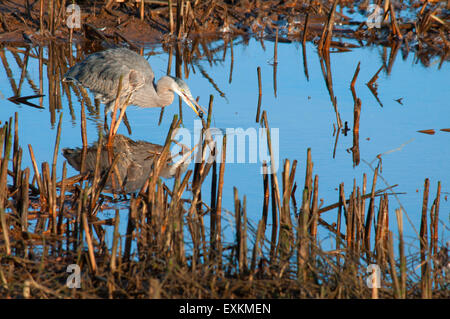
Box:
122 112 132 135
104 112 109 133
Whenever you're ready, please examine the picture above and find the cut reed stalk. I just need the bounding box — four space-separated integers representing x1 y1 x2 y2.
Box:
256 66 262 122
140 0 145 21
262 161 269 233
110 209 120 272
49 0 55 35
395 208 406 298
108 75 124 146
273 27 278 98
168 0 174 34
387 231 401 298
57 162 66 235
364 165 378 254
0 120 12 212
40 0 44 34
82 211 97 274
389 3 403 39
302 10 309 45
0 207 11 256
20 167 30 232
51 112 63 234
310 175 319 239
431 181 440 257
420 178 430 298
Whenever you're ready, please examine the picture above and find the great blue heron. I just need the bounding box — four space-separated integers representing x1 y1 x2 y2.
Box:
63 134 192 193
63 47 204 117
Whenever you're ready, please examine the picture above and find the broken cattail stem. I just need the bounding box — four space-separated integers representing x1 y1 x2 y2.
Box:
28 144 46 206
431 181 440 257
110 209 120 272
207 94 214 128
215 135 226 266
261 111 282 215
387 231 401 298
51 112 63 233
389 3 403 39
350 61 361 93
324 0 338 51
140 0 145 21
310 175 319 239
81 101 87 149
0 208 10 256
176 0 184 38
57 162 66 235
242 195 248 273
365 165 378 252
108 75 124 146
273 29 278 98
40 0 44 34
420 178 430 299
49 0 55 35
168 0 174 34
20 168 30 232
395 208 406 298
256 66 262 122
229 37 234 84
210 140 218 258
262 161 269 233
82 211 97 273
250 220 264 272
0 120 12 212
302 10 309 45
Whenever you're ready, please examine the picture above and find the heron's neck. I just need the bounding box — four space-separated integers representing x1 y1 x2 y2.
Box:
156 76 175 107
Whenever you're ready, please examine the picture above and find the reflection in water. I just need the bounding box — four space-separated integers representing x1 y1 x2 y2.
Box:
350 62 361 167
0 31 447 171
63 134 191 193
366 64 385 108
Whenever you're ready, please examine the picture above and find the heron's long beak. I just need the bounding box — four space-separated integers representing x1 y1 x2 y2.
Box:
181 93 206 118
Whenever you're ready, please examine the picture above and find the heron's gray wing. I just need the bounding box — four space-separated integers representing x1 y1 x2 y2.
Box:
64 48 154 102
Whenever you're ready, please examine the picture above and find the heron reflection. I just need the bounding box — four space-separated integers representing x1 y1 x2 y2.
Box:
63 134 192 193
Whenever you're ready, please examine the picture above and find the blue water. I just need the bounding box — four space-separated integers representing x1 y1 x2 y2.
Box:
0 39 448 251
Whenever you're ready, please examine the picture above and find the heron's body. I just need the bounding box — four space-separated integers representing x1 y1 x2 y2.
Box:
63 48 203 115
63 135 190 193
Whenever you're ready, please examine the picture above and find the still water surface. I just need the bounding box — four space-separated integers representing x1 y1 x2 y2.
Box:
0 38 448 247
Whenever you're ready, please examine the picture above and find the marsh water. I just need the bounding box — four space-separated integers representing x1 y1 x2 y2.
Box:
0 37 448 249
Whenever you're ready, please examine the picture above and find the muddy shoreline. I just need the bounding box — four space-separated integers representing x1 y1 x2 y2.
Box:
0 0 448 63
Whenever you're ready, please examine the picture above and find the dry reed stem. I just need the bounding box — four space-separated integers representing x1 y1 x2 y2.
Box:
389 3 403 39
21 167 30 232
0 206 10 256
110 209 120 272
420 178 430 298
395 208 406 298
256 66 262 122
82 211 97 273
261 111 282 217
108 75 124 146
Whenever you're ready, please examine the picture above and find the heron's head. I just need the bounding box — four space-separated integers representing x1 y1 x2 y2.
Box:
169 77 205 118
